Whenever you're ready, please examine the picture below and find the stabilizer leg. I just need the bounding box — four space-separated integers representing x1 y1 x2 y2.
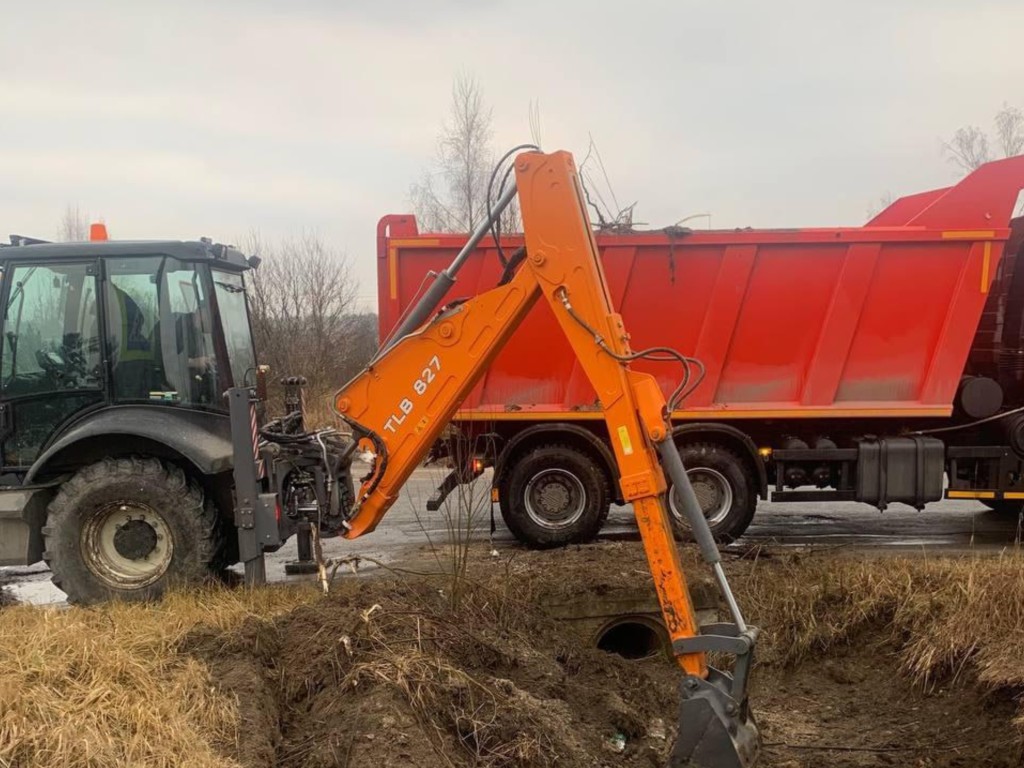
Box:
284 521 319 575
243 555 266 587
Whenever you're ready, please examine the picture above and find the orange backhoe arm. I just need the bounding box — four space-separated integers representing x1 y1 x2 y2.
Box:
334 151 702 669
334 150 759 766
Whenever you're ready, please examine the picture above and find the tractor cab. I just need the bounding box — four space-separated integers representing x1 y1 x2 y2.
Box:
0 239 256 475
0 237 262 603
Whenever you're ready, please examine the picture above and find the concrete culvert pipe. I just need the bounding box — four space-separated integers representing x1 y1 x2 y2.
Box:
594 616 668 660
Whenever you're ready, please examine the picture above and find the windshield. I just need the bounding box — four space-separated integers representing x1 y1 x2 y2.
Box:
2 263 102 393
213 270 256 387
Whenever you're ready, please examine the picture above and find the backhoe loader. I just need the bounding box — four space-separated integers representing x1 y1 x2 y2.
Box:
0 146 759 764
228 148 761 767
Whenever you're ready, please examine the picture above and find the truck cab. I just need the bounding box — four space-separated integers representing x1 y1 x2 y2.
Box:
0 237 257 603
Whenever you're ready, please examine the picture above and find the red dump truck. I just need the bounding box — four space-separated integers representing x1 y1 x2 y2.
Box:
376 157 1024 547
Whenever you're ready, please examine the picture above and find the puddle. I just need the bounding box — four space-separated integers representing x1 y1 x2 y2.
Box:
0 564 66 606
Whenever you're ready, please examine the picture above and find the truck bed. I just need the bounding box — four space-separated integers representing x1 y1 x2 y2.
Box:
378 156 1024 421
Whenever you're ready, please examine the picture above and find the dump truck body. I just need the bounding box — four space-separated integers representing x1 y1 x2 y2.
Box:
379 156 1024 544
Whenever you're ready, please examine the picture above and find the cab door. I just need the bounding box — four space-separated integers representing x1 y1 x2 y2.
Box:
0 261 105 469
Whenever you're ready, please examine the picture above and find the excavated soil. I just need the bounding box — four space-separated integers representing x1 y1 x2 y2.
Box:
181 544 1023 768
185 577 679 767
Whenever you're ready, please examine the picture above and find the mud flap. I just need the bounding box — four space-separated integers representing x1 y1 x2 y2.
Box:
671 667 760 768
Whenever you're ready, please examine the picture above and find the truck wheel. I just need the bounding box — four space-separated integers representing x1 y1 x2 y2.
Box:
668 443 755 543
42 458 220 605
499 444 611 548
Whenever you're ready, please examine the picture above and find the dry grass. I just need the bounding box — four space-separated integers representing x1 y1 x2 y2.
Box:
736 550 1024 695
8 550 1024 767
0 585 317 768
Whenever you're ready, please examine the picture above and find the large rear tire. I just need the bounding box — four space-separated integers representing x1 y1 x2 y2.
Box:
43 458 220 605
668 442 756 543
499 444 611 548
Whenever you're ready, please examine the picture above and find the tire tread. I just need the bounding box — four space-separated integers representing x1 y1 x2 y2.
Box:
43 458 220 604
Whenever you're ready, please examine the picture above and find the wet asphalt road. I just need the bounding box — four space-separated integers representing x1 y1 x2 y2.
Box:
3 463 1020 605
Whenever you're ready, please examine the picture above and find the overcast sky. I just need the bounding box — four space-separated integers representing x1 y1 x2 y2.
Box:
2 0 1021 309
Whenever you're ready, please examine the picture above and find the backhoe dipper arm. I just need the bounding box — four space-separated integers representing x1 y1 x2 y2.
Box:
334 151 759 767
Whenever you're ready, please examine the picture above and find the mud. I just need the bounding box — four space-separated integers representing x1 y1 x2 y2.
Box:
184 544 1022 767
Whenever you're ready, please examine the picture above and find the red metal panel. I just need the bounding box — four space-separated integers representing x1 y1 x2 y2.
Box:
867 188 949 226
800 244 881 405
835 242 971 404
615 244 725 401
918 241 994 403
715 244 846 404
379 157 1024 420
687 245 756 407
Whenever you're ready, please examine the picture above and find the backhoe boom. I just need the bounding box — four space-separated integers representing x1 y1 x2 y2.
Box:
328 150 760 767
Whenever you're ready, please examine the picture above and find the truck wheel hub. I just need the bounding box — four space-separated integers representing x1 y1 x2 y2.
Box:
81 502 174 589
113 519 158 560
524 469 586 530
670 467 734 528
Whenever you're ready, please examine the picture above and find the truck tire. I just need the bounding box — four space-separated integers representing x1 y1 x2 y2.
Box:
667 442 755 544
42 458 220 605
499 444 611 548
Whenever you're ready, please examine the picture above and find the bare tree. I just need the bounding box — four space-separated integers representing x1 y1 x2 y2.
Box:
995 104 1024 159
57 204 89 242
411 73 520 233
944 125 991 173
944 104 1024 173
240 231 376 419
528 98 543 148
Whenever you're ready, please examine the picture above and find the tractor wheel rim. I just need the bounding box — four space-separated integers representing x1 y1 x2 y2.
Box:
670 467 734 528
524 469 587 530
81 502 174 589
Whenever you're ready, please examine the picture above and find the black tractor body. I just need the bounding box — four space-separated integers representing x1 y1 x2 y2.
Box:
0 237 257 602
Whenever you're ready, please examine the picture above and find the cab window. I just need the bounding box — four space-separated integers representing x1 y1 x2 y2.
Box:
212 270 256 388
105 257 218 406
1 263 102 395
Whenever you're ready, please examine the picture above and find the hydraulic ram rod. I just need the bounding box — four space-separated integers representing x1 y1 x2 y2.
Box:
378 183 518 357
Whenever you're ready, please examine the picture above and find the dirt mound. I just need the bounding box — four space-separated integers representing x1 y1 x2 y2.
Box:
190 572 679 768
756 644 1019 767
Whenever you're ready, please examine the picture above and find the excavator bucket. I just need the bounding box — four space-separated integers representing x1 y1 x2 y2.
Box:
671 668 760 767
